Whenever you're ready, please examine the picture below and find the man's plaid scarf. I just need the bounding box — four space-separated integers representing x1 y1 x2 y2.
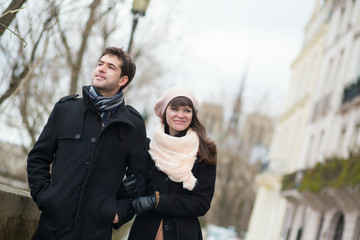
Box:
89 86 124 125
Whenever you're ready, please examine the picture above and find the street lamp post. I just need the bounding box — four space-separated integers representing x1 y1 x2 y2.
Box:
127 0 150 54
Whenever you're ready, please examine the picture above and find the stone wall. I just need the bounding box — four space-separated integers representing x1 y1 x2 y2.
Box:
0 141 28 190
0 183 134 240
0 183 40 240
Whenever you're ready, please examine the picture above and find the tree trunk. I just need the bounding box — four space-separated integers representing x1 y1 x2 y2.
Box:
0 0 27 37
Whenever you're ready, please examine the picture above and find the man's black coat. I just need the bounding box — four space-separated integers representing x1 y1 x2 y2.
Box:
27 86 147 240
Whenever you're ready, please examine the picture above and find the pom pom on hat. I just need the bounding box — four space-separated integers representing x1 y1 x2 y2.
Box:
154 86 200 119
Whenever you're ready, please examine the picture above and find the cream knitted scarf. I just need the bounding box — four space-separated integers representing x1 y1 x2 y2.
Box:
149 124 199 191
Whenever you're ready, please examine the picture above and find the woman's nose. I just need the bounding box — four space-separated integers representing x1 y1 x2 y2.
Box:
177 111 184 117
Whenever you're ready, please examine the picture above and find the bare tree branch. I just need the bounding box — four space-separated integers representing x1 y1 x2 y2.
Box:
69 0 102 94
0 60 40 115
0 8 24 19
55 13 73 65
0 5 57 106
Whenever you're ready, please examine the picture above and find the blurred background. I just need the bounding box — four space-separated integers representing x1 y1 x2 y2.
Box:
2 0 360 240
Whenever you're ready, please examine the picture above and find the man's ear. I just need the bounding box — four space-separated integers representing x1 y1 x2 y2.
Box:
119 76 128 87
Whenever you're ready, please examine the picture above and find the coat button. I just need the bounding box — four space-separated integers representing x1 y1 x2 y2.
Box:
78 186 82 192
164 177 169 183
72 212 77 218
90 137 96 143
85 162 90 168
75 134 81 139
164 224 169 231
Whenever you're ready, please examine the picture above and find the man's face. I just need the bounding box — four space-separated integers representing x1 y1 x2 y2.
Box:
92 54 128 97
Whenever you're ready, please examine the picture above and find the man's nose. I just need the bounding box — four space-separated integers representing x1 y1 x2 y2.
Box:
98 65 106 72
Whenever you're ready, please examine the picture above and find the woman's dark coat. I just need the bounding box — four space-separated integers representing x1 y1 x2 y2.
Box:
128 146 217 240
27 86 147 240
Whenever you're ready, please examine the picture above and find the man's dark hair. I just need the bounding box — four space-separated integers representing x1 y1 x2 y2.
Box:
100 47 136 90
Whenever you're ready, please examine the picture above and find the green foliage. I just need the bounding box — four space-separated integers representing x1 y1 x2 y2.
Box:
281 172 297 191
281 151 360 193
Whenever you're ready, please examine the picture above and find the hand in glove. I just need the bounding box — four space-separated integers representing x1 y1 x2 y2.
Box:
122 175 137 197
132 193 157 215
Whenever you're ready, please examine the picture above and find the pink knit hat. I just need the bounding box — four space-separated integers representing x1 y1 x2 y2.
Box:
154 86 200 119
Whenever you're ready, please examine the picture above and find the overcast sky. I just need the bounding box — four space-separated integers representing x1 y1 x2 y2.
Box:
141 0 316 119
0 0 317 144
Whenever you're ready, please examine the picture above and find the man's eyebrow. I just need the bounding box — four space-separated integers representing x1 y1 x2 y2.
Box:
108 62 118 69
98 60 118 69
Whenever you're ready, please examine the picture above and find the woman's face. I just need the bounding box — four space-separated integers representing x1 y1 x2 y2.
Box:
165 104 193 136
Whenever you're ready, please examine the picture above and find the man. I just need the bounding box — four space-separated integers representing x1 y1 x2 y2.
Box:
27 47 147 240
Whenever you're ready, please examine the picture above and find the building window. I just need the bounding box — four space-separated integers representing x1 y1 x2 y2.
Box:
281 205 294 240
316 215 324 240
326 58 334 92
316 130 325 162
306 136 315 167
341 78 360 104
335 50 344 88
338 127 347 155
295 228 302 240
348 0 356 29
334 214 344 240
353 216 360 240
338 7 346 36
352 122 360 149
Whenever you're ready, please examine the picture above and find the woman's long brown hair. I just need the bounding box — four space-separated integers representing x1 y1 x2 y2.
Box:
162 96 217 165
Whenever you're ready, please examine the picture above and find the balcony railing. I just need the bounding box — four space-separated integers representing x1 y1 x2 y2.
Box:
281 151 360 193
281 150 360 212
341 77 360 104
312 93 332 120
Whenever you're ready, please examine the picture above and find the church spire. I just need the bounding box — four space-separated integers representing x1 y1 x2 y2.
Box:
228 65 247 132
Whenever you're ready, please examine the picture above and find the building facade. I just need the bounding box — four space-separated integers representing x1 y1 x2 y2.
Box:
282 0 360 239
246 0 352 240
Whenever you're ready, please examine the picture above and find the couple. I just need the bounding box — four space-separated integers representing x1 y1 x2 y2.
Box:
27 47 217 240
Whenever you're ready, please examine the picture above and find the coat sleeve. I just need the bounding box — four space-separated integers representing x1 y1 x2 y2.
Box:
27 103 59 203
155 162 217 218
128 119 148 196
113 114 148 229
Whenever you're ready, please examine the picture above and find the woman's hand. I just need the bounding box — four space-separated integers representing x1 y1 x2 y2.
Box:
131 193 157 214
113 213 119 224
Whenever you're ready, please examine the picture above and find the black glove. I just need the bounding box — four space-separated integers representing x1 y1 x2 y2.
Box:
132 194 157 215
122 175 137 197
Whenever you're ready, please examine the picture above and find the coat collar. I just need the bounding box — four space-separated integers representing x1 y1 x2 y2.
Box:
82 85 135 128
109 104 135 127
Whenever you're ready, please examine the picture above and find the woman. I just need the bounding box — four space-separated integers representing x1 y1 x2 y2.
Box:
128 86 217 240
